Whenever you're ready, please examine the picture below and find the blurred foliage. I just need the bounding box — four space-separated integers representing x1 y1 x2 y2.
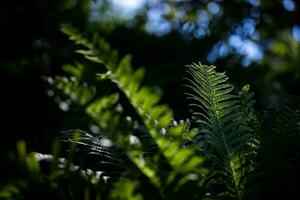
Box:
1 0 300 199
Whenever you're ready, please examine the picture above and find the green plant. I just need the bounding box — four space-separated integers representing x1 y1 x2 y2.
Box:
186 63 257 199
58 25 209 200
3 25 300 200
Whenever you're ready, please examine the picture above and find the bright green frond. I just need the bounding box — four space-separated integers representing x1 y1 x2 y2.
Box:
186 62 255 200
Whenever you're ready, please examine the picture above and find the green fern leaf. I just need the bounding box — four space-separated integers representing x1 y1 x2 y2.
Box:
186 62 255 200
61 26 207 199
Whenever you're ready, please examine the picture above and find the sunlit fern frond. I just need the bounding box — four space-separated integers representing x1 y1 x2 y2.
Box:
186 62 255 200
61 25 208 199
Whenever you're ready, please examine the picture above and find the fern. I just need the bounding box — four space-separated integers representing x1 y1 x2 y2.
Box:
59 130 125 174
238 84 260 136
44 25 300 200
4 21 300 200
186 63 255 199
59 25 208 199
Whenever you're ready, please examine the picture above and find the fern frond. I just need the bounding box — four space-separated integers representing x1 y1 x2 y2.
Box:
61 26 207 199
238 84 260 133
59 130 125 175
186 62 255 200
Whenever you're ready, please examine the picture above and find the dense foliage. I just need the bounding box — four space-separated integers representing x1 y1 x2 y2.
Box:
1 26 300 200
1 0 300 199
